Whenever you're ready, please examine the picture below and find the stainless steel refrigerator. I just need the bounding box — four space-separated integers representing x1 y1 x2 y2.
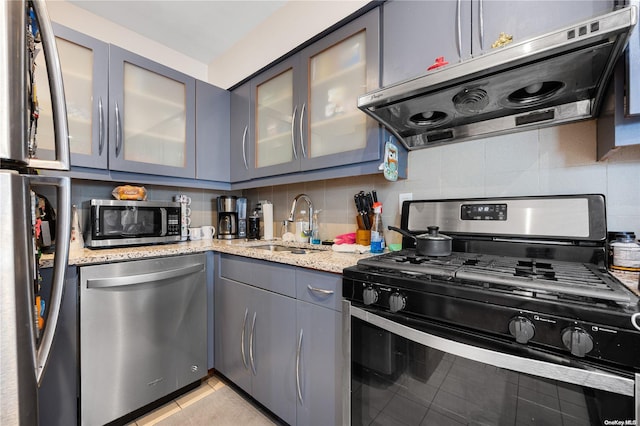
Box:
1 1 71 424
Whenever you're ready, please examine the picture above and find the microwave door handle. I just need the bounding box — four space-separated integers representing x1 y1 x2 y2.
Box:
27 175 71 384
161 208 167 235
27 0 70 171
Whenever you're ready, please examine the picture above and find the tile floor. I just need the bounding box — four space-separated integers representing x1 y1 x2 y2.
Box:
130 375 280 426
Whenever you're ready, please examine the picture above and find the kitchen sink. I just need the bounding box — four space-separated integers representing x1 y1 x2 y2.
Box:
252 244 324 254
253 244 293 252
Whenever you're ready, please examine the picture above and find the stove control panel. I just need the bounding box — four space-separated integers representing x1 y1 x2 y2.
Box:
362 287 379 305
461 203 507 221
389 292 407 313
561 326 594 357
508 316 535 344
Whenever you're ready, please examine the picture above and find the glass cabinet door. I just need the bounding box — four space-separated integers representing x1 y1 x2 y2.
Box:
256 69 294 168
308 31 367 158
300 8 380 171
34 24 109 168
121 62 186 167
252 57 301 178
108 46 195 179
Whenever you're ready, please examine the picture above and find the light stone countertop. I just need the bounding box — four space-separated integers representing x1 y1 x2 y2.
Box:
40 239 374 274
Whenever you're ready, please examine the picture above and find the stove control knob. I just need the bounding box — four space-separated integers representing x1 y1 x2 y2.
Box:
508 316 535 344
561 327 594 358
389 293 406 313
362 287 379 305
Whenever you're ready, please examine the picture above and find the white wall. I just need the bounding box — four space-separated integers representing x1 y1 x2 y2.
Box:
46 0 208 80
207 0 369 88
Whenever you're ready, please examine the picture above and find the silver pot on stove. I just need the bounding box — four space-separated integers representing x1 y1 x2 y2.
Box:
388 225 452 257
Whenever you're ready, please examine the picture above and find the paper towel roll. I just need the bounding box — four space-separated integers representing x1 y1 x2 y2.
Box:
263 203 274 240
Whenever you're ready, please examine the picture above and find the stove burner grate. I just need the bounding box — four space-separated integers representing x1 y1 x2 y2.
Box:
357 251 638 305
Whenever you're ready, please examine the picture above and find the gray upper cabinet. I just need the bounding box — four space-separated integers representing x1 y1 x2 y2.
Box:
471 0 614 55
36 24 109 169
232 7 381 182
627 0 640 116
108 46 196 178
383 0 471 86
230 82 254 182
383 0 614 87
252 55 302 178
195 80 230 182
298 8 381 172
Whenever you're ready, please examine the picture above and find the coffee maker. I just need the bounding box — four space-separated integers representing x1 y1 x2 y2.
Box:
217 196 238 239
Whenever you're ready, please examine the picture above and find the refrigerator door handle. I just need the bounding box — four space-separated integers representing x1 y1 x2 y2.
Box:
27 0 70 171
27 175 71 385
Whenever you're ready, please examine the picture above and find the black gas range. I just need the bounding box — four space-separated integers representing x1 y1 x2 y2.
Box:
343 194 640 373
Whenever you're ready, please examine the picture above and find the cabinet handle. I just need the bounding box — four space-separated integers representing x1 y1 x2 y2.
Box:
98 97 105 156
241 125 249 170
307 284 334 296
291 105 298 159
115 101 122 158
479 0 485 51
299 103 307 158
456 0 462 59
249 312 257 376
241 308 249 370
296 329 304 404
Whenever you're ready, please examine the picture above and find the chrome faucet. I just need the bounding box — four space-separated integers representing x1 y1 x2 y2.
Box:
287 194 313 237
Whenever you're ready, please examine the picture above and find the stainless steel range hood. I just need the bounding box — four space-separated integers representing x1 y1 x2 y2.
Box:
359 6 637 150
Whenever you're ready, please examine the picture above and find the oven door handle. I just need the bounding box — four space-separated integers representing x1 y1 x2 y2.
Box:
349 305 635 397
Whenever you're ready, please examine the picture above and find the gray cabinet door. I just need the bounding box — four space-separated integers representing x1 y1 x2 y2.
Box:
214 276 253 395
252 55 302 179
195 80 230 182
251 287 297 426
108 46 196 179
383 0 472 86
230 82 253 182
39 24 109 169
299 8 381 171
471 0 614 55
296 300 343 426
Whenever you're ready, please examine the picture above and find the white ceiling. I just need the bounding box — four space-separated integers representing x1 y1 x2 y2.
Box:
67 0 288 64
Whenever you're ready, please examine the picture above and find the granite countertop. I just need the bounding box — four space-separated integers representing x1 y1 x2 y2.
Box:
39 239 373 274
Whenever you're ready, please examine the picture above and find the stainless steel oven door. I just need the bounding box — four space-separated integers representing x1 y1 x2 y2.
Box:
343 301 638 426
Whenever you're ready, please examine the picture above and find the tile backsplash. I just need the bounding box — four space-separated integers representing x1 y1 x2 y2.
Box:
63 119 640 246
245 120 640 245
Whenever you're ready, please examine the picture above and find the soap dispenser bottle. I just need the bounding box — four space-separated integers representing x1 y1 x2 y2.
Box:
311 210 321 244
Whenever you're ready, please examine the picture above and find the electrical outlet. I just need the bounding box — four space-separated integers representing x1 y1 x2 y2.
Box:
399 193 413 212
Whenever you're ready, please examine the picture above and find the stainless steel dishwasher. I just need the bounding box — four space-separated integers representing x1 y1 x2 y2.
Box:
79 253 207 426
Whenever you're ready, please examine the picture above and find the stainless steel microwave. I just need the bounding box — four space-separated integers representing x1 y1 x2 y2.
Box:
84 199 184 248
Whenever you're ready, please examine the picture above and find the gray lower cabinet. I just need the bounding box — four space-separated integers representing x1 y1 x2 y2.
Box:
295 301 342 425
214 253 343 425
215 255 297 425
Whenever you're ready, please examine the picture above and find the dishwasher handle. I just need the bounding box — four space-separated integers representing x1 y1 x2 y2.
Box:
86 263 204 289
